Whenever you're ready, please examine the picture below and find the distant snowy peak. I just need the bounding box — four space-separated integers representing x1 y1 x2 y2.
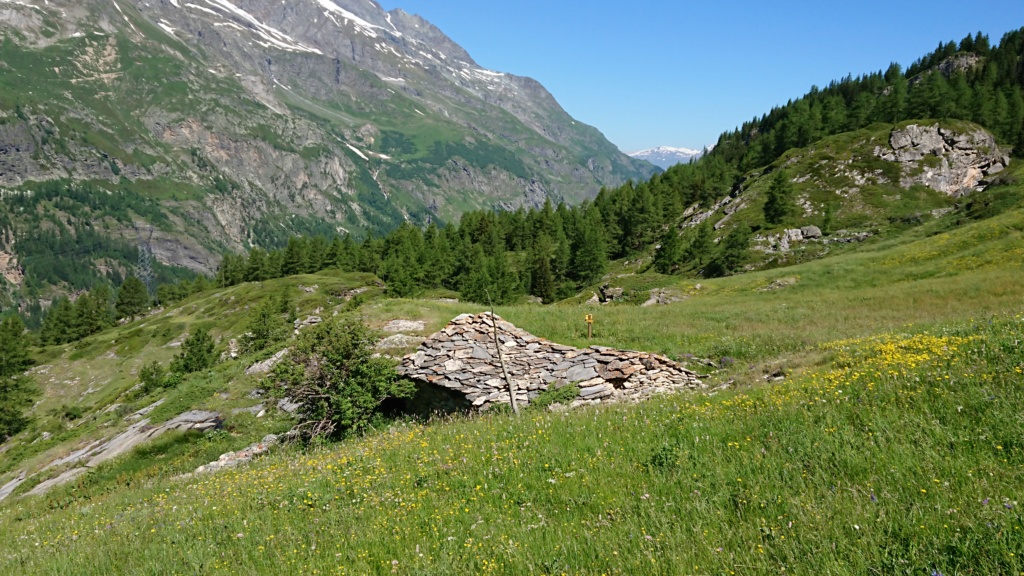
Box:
628 146 710 169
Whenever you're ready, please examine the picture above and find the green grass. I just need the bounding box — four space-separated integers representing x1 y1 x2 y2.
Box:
1 199 1023 573
0 315 1020 574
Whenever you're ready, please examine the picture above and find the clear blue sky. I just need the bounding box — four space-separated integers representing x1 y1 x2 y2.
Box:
377 0 1024 153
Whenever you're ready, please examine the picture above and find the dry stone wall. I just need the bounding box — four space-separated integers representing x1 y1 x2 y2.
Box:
397 313 703 410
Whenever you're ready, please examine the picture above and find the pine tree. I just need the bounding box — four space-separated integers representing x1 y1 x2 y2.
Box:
684 221 714 266
72 292 95 340
420 223 453 289
356 236 383 274
764 169 796 225
881 67 909 124
380 253 419 298
0 316 31 378
171 326 217 374
330 235 357 271
307 236 329 274
0 312 38 440
215 252 244 287
653 227 684 274
241 300 285 355
41 298 76 345
73 286 113 339
245 249 270 282
116 276 150 321
706 225 751 277
282 237 310 277
90 284 115 328
529 234 557 304
569 207 609 286
0 370 37 440
458 245 493 305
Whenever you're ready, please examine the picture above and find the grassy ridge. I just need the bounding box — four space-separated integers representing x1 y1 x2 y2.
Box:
0 316 1020 574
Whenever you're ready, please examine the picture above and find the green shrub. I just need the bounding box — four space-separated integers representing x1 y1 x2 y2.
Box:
138 360 167 393
170 327 217 374
270 316 415 440
60 404 84 421
241 300 286 355
529 383 580 411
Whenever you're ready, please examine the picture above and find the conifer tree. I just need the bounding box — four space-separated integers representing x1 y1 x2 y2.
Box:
356 236 382 274
90 285 115 328
245 249 270 282
116 276 150 322
653 227 684 274
0 316 31 379
569 207 609 286
380 253 419 298
282 237 309 277
171 326 217 374
764 169 796 225
307 236 329 274
529 234 557 304
242 300 285 355
459 245 493 305
706 225 751 277
420 223 453 289
0 315 36 439
216 252 246 287
685 221 714 266
41 298 76 345
328 236 353 271
71 292 92 340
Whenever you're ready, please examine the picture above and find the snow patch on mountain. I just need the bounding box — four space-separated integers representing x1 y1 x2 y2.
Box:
202 0 323 54
0 0 44 11
316 0 383 38
629 146 710 169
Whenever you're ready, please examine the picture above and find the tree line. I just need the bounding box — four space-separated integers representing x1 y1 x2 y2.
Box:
213 184 758 305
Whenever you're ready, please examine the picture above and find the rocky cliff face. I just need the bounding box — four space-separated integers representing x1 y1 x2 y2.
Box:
875 123 1009 196
0 0 654 290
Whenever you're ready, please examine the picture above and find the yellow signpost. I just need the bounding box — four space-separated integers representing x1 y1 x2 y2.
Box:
585 314 594 339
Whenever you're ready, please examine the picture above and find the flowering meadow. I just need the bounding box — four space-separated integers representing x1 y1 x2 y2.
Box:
1 314 1021 575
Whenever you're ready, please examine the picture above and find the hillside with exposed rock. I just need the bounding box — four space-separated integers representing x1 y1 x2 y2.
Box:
0 0 653 302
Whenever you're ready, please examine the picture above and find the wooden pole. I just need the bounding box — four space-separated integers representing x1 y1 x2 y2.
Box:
486 291 519 415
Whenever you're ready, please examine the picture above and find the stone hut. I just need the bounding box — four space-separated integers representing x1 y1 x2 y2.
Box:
397 313 703 410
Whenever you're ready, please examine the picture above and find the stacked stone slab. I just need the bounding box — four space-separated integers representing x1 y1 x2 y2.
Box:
397 313 703 410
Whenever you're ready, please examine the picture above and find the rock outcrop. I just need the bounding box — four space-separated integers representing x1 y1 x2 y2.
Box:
5 410 222 500
397 313 703 411
191 434 281 476
875 124 1009 196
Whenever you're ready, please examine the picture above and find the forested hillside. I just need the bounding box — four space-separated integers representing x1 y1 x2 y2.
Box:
0 0 654 312
198 29 1024 308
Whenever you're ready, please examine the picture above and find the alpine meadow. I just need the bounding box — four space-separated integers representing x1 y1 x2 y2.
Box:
0 1 1022 575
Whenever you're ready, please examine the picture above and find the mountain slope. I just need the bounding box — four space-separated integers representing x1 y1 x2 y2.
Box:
0 0 654 297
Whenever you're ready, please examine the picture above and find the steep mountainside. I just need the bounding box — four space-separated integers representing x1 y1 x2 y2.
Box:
0 0 654 297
